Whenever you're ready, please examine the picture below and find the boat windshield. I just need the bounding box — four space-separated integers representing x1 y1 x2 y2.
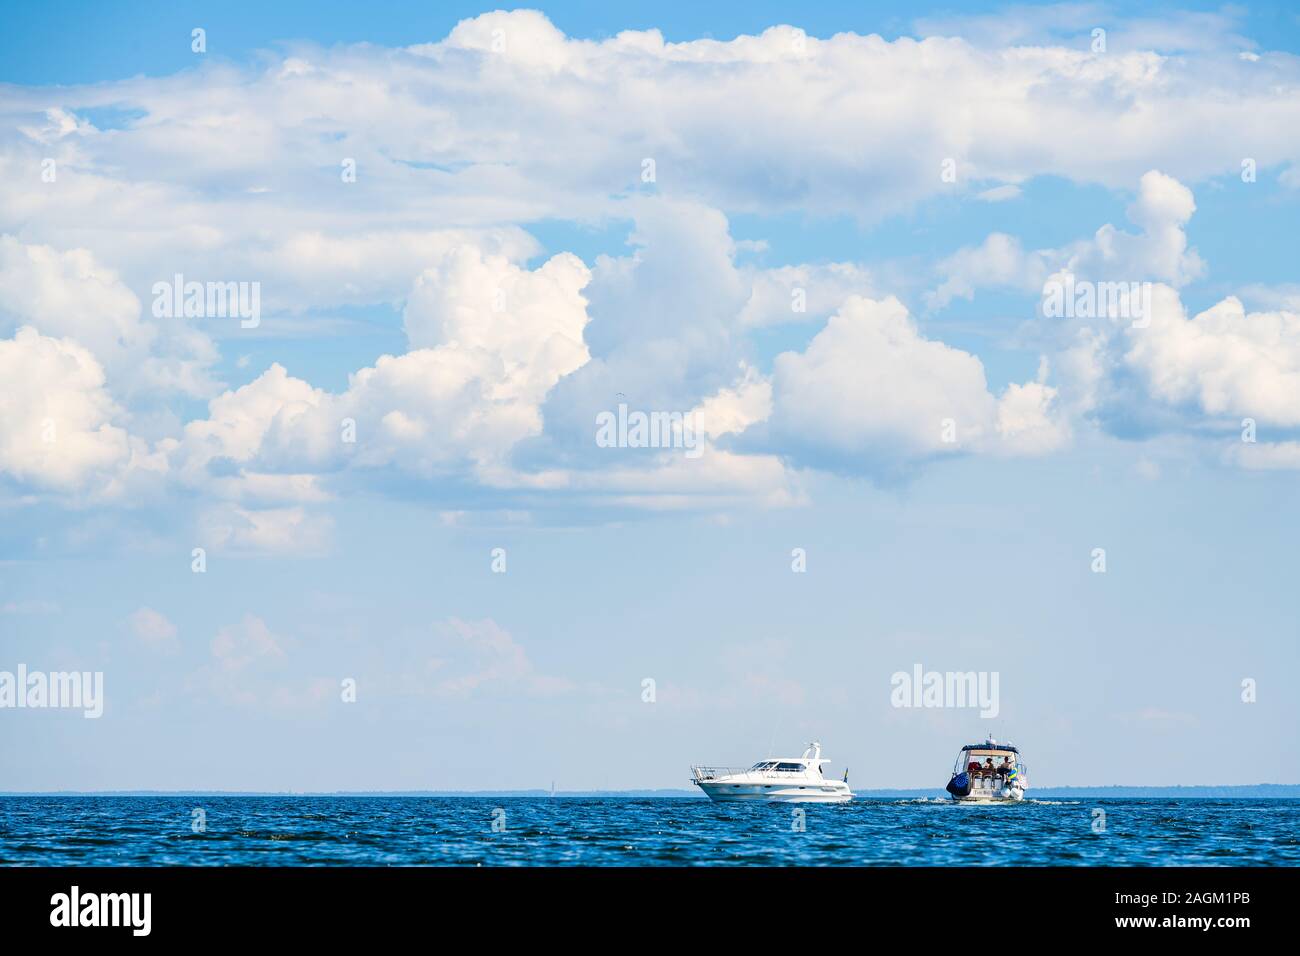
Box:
749 761 777 771
954 749 1021 774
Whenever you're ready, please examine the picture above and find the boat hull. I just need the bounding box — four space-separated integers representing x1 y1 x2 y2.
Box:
696 781 852 803
951 787 1026 803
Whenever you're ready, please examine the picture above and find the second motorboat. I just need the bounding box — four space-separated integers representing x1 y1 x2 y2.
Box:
945 736 1029 802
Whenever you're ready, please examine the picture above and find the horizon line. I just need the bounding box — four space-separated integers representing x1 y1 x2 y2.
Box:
3 783 1298 797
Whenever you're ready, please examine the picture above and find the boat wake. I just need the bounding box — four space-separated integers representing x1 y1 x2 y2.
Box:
890 797 1081 807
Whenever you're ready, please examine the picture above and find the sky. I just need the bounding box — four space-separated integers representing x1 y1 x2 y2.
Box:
1 1 1298 791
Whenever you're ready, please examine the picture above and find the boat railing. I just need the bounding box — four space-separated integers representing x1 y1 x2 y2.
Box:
690 766 750 782
690 765 810 782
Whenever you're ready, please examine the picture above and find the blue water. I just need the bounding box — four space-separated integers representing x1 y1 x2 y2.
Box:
1 797 1297 866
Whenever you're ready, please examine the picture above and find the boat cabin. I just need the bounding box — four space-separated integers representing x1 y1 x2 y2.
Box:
747 759 821 775
953 743 1023 778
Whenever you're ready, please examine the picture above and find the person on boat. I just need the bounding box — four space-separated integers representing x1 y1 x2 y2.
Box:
998 756 1014 777
982 757 995 777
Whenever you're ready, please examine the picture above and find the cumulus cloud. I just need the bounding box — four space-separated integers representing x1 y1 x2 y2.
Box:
166 246 593 494
2 12 1297 520
402 245 592 416
0 236 220 399
0 195 804 516
977 169 1296 448
927 170 1203 310
0 238 147 362
1084 171 1203 286
764 296 1067 475
520 199 766 462
689 363 773 440
165 363 332 501
928 232 1049 311
1126 294 1300 427
0 327 135 492
739 262 876 327
995 376 1068 454
4 10 1296 299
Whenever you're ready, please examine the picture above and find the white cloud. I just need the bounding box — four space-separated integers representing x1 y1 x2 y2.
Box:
0 236 217 398
253 228 539 314
427 617 572 697
0 327 134 492
1126 294 1300 426
996 376 1069 454
201 614 334 712
402 245 592 402
520 446 803 511
0 237 146 362
927 170 1203 310
165 245 593 494
739 262 875 327
127 606 179 653
212 615 285 671
976 184 1022 202
197 504 334 555
914 6 1255 55
5 10 1297 294
689 363 772 439
928 232 1049 310
766 295 1066 472
165 363 330 500
1094 170 1202 286
2 15 1297 514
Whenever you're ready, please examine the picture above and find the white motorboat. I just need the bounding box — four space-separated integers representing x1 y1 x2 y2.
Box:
945 736 1028 803
690 742 852 803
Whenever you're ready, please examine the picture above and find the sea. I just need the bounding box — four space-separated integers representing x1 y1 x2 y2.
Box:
2 796 1298 866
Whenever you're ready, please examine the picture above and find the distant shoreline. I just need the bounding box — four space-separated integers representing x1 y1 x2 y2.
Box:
3 785 1299 798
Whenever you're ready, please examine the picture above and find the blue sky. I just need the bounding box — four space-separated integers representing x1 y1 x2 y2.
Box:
1 1 1299 791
